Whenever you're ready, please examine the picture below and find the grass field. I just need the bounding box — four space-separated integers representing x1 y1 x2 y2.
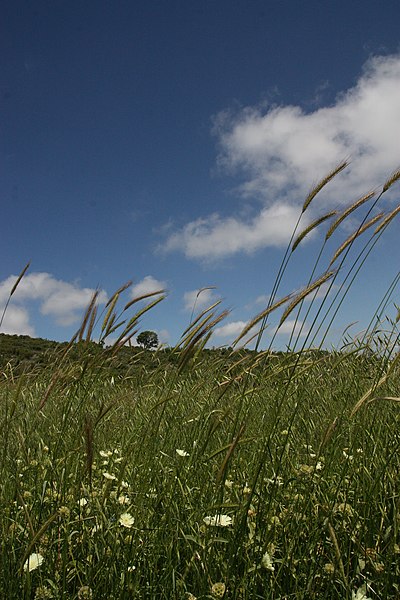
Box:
1 165 400 599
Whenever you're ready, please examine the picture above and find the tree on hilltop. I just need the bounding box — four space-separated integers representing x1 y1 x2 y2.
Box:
137 330 158 350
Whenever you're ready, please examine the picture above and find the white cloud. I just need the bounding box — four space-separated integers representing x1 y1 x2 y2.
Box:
213 321 248 338
0 306 35 336
130 276 166 299
41 284 107 326
164 204 303 260
183 287 219 312
163 53 400 261
273 320 310 337
0 272 107 333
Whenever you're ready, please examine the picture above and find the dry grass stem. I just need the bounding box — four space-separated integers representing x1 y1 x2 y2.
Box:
279 270 336 325
374 204 400 234
292 211 337 252
104 281 132 307
0 262 31 329
123 289 165 311
180 300 222 339
382 167 400 192
86 304 98 342
102 293 119 328
10 262 31 296
216 423 246 484
78 291 99 342
233 293 293 347
302 160 348 213
325 191 375 240
327 521 348 588
329 212 385 266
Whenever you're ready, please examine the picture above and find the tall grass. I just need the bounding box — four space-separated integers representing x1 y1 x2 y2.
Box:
1 165 400 599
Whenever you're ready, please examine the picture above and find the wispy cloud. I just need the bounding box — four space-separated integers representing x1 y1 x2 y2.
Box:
0 272 107 333
162 54 400 261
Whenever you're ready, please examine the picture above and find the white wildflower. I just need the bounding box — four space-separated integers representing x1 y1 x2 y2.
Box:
119 512 134 528
261 550 275 571
118 495 130 505
203 514 232 527
23 552 44 572
176 449 189 457
103 472 117 480
100 450 112 458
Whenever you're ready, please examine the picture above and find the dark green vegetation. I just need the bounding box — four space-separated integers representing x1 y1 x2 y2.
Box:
0 339 400 599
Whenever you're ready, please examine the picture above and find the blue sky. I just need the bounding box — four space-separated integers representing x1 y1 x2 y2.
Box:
1 0 400 349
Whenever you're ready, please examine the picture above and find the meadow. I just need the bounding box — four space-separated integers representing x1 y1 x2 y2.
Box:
1 163 400 599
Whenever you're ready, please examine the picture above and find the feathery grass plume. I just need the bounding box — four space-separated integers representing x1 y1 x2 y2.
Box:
177 308 229 371
325 191 376 240
103 316 125 340
101 293 120 334
350 351 400 417
123 288 165 311
105 280 132 304
292 210 337 252
327 521 348 589
19 511 59 575
374 204 400 235
110 294 166 352
216 422 246 484
233 292 293 347
85 304 98 342
0 261 30 329
318 416 340 453
78 290 99 342
179 300 223 342
279 270 336 326
382 167 400 192
329 212 385 266
189 286 217 324
302 160 348 213
9 261 31 296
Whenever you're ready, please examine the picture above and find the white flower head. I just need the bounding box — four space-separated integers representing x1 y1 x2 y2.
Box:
203 514 233 527
23 552 44 572
100 450 112 458
103 472 117 481
261 551 275 571
176 449 189 457
119 512 134 528
78 497 88 507
118 494 130 505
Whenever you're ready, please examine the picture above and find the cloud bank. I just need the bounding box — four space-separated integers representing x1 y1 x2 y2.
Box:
163 54 400 261
0 272 107 336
